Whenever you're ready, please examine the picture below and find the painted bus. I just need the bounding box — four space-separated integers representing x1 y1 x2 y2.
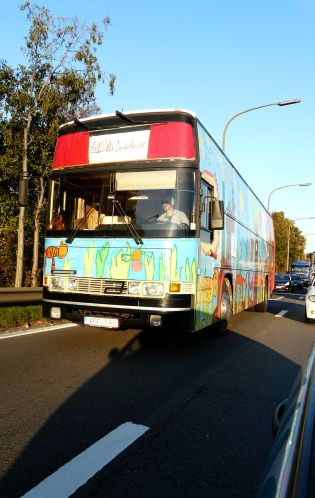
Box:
43 109 275 333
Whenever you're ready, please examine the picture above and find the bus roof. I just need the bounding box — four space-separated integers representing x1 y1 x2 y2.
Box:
59 109 197 130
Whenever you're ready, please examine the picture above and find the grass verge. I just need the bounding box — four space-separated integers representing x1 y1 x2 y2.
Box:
0 305 43 330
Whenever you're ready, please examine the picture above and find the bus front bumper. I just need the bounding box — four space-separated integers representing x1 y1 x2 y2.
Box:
42 290 194 331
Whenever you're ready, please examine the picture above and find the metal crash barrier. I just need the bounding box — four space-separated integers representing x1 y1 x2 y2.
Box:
0 288 43 306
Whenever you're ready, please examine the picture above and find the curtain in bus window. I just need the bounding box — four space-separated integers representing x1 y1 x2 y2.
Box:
53 132 89 168
148 122 195 159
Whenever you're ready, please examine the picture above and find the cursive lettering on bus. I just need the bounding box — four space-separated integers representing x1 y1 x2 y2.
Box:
90 137 147 155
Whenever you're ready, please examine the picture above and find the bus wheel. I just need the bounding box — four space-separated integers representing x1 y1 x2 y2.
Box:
255 279 268 312
214 278 233 335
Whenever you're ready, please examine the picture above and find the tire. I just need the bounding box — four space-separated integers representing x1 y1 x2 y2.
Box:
255 279 268 312
213 278 233 335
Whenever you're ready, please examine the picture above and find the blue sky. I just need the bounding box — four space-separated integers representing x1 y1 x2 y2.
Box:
2 0 315 253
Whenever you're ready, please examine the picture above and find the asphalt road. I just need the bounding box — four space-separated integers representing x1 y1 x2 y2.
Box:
0 289 315 498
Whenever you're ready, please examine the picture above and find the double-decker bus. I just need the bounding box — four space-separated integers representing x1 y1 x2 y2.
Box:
43 109 275 333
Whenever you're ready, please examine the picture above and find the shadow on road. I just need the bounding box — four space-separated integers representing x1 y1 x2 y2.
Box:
0 320 309 498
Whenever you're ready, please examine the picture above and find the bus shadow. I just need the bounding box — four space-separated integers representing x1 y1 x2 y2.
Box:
0 324 306 498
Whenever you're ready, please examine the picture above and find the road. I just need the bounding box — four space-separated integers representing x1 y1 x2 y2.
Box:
0 290 314 498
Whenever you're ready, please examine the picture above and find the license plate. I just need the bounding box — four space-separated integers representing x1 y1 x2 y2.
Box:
84 316 119 328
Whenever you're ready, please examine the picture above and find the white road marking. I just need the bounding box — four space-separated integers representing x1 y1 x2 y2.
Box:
21 422 149 498
269 296 284 300
0 323 77 340
275 310 288 318
299 296 305 300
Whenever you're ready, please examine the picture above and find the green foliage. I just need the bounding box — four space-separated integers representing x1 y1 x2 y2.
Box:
0 2 115 286
0 305 42 329
272 211 306 272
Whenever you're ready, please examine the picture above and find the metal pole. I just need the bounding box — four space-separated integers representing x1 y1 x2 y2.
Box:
286 223 291 272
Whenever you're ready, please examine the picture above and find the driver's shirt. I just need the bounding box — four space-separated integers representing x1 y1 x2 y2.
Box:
157 209 189 225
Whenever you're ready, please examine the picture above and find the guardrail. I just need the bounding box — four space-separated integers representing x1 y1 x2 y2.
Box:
0 287 43 306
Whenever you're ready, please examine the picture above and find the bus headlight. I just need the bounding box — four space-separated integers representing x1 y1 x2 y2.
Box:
308 295 315 303
68 278 78 291
51 277 65 290
128 281 141 295
143 282 164 297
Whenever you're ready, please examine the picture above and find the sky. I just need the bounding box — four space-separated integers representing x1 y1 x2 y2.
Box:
2 0 315 253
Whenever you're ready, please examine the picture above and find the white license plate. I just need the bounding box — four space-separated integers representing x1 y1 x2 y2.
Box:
84 316 119 328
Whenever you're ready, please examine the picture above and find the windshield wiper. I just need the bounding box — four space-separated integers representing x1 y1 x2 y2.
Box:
112 199 143 245
115 110 149 126
65 207 94 244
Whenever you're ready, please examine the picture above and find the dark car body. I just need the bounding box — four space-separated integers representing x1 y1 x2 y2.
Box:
274 273 293 292
290 274 304 290
257 344 315 498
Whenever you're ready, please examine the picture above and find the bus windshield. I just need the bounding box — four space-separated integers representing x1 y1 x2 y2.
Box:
47 168 196 238
292 266 309 273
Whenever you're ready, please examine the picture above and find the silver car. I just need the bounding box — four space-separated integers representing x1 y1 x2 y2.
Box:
305 278 315 323
257 344 315 497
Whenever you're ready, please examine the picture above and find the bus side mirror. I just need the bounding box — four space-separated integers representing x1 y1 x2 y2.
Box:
209 200 224 230
18 178 28 207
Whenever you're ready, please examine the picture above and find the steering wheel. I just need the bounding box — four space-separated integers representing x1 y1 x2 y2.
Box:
144 214 161 224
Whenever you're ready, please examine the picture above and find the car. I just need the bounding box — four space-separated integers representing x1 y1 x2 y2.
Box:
257 343 315 498
290 274 304 291
274 273 293 292
305 278 315 323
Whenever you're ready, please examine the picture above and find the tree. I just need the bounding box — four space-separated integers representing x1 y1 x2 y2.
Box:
272 212 306 272
0 2 116 287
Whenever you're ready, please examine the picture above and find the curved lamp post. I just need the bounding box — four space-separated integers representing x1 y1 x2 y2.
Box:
267 182 312 212
287 217 315 271
222 98 301 152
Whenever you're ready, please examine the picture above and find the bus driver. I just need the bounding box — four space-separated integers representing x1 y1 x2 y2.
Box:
157 197 189 225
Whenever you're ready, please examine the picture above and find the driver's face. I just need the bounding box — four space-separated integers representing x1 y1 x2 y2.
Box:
162 200 172 212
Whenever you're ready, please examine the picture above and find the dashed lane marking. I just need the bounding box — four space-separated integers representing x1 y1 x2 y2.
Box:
269 296 284 300
275 310 289 318
21 422 149 498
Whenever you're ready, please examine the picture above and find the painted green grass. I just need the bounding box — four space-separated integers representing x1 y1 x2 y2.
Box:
0 305 43 330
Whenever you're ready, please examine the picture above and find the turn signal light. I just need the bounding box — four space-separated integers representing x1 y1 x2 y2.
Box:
169 283 181 292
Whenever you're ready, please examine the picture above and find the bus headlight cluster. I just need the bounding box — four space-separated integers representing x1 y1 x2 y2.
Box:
68 278 78 291
128 282 141 295
308 295 315 303
143 282 164 297
50 277 77 291
127 281 164 297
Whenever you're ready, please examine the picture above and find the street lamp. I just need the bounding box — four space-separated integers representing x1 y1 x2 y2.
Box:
286 217 315 271
267 182 312 212
222 98 301 151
